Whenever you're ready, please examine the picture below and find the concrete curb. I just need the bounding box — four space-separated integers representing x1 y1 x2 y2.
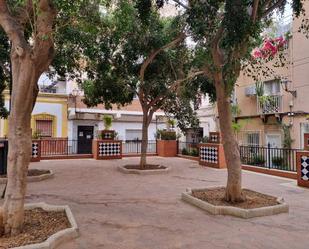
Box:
181 186 289 219
0 171 54 184
118 165 170 175
12 202 79 249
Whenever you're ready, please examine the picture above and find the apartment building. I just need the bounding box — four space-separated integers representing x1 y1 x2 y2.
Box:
234 2 309 149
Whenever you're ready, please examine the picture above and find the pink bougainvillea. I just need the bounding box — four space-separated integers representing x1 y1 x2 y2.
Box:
251 36 287 59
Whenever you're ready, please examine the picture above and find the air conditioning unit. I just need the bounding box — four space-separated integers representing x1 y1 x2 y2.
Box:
245 85 256 96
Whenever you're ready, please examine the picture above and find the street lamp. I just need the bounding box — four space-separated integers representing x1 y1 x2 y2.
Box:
281 78 297 98
70 89 81 113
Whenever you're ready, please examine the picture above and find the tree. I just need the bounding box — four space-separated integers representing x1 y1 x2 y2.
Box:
0 0 104 236
83 0 207 169
174 0 304 202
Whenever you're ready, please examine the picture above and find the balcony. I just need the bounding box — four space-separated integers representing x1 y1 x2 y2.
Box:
257 95 283 115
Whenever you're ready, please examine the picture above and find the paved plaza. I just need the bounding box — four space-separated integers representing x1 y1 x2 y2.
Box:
1 157 309 249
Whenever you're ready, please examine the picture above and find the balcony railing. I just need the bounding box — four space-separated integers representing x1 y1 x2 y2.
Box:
257 95 283 115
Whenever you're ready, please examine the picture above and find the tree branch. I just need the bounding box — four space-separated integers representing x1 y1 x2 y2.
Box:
0 0 30 57
148 70 206 108
32 0 56 74
139 32 186 103
170 0 189 10
211 25 224 68
262 0 286 17
16 0 34 27
140 33 186 83
251 0 260 22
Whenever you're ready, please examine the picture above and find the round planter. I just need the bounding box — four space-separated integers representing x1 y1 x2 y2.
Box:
0 170 54 184
118 165 170 175
11 202 79 249
182 186 289 219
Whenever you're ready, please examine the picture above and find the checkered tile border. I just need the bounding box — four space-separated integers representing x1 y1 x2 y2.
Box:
98 142 121 157
102 133 113 139
200 146 218 164
301 156 309 181
32 142 39 158
210 134 219 143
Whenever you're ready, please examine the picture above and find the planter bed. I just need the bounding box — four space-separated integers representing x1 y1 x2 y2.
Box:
118 164 170 175
182 187 288 218
0 169 54 184
0 203 78 249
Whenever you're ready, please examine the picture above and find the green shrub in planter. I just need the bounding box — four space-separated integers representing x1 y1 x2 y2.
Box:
189 148 199 157
182 148 189 155
103 115 113 130
250 154 265 166
159 130 176 140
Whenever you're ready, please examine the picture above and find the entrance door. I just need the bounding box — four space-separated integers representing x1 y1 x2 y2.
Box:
266 134 282 167
266 134 281 148
77 126 94 154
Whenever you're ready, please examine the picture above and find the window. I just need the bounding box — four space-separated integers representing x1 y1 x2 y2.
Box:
246 132 260 146
36 120 53 137
264 80 280 95
125 129 142 141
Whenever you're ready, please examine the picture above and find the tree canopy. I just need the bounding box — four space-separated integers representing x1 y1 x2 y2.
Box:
0 0 105 118
82 0 212 132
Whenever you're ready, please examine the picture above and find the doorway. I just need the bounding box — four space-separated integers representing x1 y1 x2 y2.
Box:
266 134 282 148
77 126 94 154
266 134 282 167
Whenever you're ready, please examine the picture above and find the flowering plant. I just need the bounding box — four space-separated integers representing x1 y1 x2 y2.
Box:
251 37 287 59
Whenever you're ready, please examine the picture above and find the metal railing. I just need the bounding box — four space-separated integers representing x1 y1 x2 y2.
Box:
41 139 79 156
122 140 157 154
240 145 300 172
178 142 199 157
257 95 283 114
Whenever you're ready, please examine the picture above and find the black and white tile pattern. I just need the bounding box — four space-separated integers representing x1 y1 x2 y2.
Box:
200 146 218 164
102 133 113 139
301 156 309 181
99 142 121 157
210 134 219 143
32 142 39 158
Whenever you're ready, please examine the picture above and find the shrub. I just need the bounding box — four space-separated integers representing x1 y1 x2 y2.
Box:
103 115 113 130
159 130 176 140
201 136 209 143
272 156 290 170
189 148 199 157
182 148 189 155
32 130 42 139
250 154 265 166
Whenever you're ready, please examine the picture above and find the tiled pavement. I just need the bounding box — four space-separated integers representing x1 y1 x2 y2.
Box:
2 157 309 249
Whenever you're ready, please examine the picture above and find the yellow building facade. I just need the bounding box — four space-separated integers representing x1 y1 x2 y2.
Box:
0 91 68 138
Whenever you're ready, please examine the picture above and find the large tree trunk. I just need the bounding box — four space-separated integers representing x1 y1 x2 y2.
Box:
0 0 56 236
140 109 150 169
215 76 244 203
2 53 39 235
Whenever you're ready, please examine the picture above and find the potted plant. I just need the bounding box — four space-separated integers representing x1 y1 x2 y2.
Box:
167 119 176 130
103 115 113 130
156 129 178 157
100 115 115 140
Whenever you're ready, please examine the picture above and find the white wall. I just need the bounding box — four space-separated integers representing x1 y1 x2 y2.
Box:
112 122 165 141
68 120 165 141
